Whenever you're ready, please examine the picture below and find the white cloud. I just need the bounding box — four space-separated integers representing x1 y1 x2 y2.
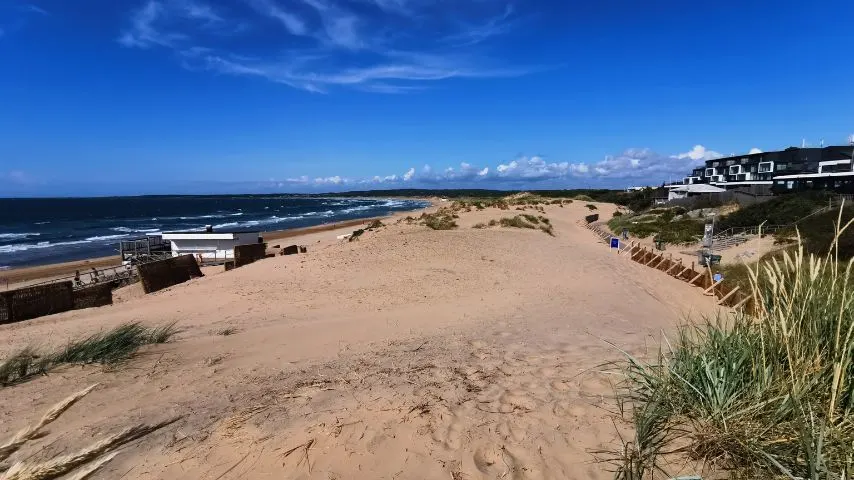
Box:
675 145 723 162
749 147 763 154
119 0 533 93
272 144 728 189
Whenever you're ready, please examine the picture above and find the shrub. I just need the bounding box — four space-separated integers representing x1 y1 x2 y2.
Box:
498 215 554 235
349 228 365 241
613 211 623 218
420 211 458 230
585 204 598 210
366 219 384 230
717 191 832 230
608 226 854 479
488 219 498 227
522 214 541 224
472 223 487 229
499 216 535 229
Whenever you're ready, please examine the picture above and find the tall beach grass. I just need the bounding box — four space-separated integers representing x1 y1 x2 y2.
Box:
608 208 854 479
0 322 177 387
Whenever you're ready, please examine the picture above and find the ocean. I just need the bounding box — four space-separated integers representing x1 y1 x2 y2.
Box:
0 196 429 269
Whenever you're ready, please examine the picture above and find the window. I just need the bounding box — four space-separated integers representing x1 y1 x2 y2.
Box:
758 162 773 173
712 161 720 167
750 165 757 173
726 159 736 166
777 163 789 171
740 158 749 164
786 181 794 189
729 165 741 175
705 168 714 177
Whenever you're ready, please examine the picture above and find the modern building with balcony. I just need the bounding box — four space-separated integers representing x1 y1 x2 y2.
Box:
679 145 854 194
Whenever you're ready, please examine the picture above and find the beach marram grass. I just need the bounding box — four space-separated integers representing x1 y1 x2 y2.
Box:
0 384 179 480
607 211 854 479
0 322 177 387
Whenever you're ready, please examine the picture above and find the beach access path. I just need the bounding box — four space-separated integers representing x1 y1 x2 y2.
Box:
0 200 717 480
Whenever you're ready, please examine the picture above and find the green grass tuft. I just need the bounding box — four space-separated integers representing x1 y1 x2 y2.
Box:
607 218 854 479
1 322 177 387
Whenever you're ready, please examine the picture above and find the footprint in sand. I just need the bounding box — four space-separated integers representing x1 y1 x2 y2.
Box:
472 444 506 476
432 417 465 450
496 420 527 442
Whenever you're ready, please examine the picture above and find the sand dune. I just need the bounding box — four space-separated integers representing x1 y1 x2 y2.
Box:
0 201 717 479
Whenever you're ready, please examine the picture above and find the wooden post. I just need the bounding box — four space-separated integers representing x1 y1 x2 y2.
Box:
688 271 704 285
732 295 751 310
717 286 740 305
703 279 723 296
666 259 681 275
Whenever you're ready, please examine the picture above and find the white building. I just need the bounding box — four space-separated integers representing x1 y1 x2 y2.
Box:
159 228 262 263
667 183 726 201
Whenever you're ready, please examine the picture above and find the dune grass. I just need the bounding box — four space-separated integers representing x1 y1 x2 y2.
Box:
0 383 180 480
0 322 177 387
420 210 458 230
607 215 854 479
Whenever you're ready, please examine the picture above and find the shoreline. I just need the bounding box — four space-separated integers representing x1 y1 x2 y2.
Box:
0 201 435 288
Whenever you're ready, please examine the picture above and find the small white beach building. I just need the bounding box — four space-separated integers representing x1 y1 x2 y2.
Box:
159 227 262 263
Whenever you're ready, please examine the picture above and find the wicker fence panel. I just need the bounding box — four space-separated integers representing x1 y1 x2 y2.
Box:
234 243 267 268
73 283 114 310
138 255 203 294
0 282 75 324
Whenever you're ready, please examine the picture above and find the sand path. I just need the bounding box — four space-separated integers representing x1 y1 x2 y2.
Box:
0 201 716 479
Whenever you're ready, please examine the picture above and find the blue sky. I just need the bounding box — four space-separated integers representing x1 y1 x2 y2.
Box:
1 0 854 196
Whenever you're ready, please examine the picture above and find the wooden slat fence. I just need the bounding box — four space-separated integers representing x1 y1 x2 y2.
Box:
583 221 755 313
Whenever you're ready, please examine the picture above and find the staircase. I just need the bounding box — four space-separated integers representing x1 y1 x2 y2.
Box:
709 200 844 251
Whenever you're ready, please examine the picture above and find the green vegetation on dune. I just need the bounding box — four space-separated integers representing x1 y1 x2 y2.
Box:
607 207 703 245
776 206 854 260
0 322 177 387
717 191 833 230
609 231 854 479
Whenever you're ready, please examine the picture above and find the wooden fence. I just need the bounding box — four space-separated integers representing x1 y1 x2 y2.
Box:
137 255 203 294
582 221 754 313
0 280 117 324
234 243 267 268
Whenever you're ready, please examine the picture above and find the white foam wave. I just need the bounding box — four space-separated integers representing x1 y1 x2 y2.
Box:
212 222 239 229
85 234 128 242
0 240 92 254
110 227 160 233
0 232 40 240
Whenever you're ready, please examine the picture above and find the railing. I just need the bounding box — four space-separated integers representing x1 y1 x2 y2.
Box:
26 252 176 291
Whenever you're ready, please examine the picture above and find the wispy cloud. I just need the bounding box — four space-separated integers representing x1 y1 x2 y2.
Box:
24 3 47 15
445 4 516 47
245 0 307 35
272 144 725 189
119 0 537 93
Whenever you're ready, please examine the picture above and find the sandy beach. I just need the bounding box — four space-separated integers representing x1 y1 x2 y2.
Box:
0 204 433 290
0 199 718 479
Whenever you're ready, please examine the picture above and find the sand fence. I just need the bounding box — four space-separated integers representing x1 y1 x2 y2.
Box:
583 220 752 311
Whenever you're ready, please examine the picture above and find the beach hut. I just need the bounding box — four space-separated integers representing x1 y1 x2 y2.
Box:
160 226 262 264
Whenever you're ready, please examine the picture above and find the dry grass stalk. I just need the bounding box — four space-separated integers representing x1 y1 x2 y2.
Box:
0 384 99 463
65 451 120 480
2 416 179 480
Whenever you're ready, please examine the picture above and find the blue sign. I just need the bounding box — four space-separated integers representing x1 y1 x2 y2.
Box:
610 237 619 249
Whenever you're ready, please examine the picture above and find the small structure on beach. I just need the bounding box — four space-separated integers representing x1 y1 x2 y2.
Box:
159 226 262 264
120 235 171 264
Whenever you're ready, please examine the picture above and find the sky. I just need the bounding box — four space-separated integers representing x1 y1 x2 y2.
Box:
1 0 854 197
